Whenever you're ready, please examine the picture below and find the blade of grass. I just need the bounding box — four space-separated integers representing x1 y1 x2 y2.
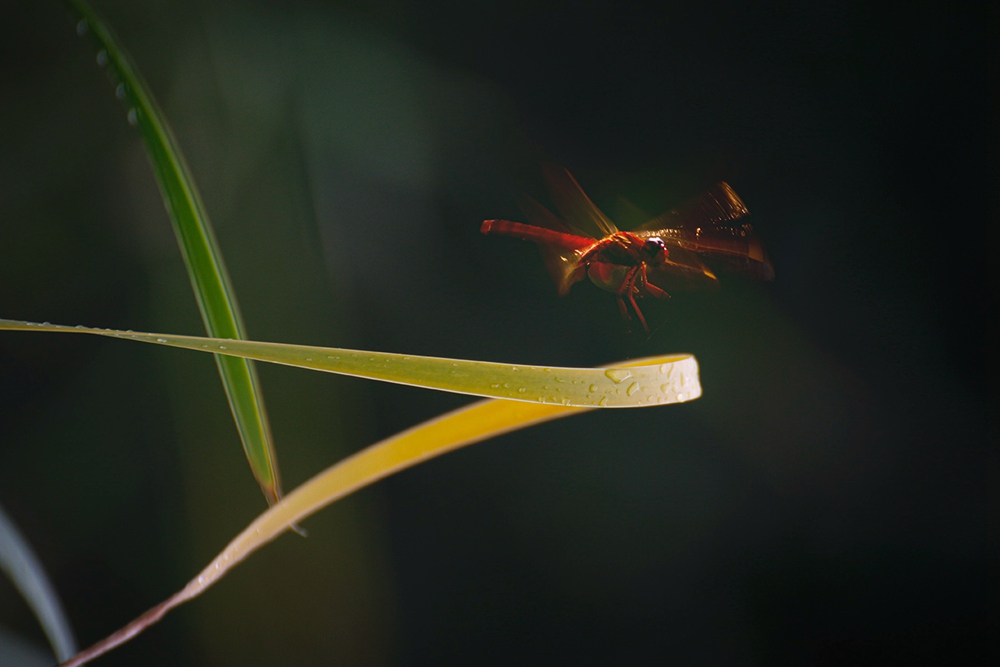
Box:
0 320 702 407
65 0 284 505
0 502 77 662
56 351 691 667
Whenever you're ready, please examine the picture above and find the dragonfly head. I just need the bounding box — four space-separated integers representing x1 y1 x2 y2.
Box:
641 237 668 266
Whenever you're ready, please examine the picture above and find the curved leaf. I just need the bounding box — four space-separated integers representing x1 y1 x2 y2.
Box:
0 502 77 661
55 352 695 667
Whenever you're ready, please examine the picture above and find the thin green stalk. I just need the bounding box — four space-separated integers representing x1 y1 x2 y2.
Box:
65 0 284 505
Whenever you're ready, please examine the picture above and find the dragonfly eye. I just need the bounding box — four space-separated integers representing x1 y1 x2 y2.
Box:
641 237 667 263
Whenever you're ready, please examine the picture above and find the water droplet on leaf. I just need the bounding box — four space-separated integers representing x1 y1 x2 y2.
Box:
604 369 631 384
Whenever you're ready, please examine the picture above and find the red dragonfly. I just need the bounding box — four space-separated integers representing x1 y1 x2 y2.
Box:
481 166 774 332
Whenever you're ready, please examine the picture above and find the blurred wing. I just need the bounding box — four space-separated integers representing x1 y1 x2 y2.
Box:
542 164 620 239
634 182 774 280
645 244 721 294
517 195 591 296
612 196 653 231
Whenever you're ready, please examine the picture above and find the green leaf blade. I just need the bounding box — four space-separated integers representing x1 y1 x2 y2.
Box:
66 0 282 504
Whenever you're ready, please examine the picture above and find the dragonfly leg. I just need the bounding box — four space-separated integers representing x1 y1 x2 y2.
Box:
618 266 650 333
616 295 631 323
639 264 672 300
629 289 650 334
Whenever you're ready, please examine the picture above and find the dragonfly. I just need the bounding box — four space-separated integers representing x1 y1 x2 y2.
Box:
481 166 774 332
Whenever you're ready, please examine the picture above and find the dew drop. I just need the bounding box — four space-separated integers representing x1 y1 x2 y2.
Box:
597 396 608 407
197 575 205 585
202 344 209 348
126 108 138 126
327 355 339 361
680 372 689 386
115 83 126 99
660 363 674 377
604 369 631 384
626 381 640 396
660 383 673 393
677 392 686 402
517 387 527 393
219 345 227 350
156 338 167 343
96 49 108 66
76 19 88 36
305 357 313 362
588 384 598 393
75 324 85 329
490 383 500 389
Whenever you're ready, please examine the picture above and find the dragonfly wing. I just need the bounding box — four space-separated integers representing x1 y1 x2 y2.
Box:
635 181 749 230
635 182 774 281
612 196 653 231
541 164 620 239
516 193 575 234
644 244 721 294
542 246 589 296
516 195 591 295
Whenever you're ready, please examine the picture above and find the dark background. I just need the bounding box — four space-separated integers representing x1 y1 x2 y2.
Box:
0 1 991 665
